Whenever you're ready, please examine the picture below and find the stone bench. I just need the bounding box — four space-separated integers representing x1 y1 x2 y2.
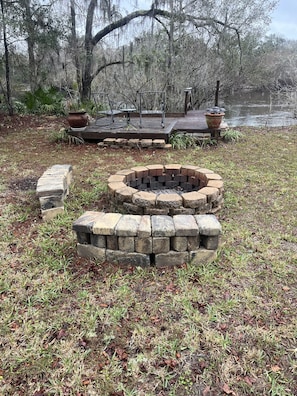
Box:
36 164 73 220
72 212 222 267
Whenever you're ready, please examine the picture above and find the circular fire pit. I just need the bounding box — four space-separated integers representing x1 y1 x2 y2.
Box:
108 164 224 215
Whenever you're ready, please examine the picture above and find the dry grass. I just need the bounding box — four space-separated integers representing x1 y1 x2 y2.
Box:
0 117 297 395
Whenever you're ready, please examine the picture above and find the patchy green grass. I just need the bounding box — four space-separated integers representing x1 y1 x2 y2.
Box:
0 117 297 395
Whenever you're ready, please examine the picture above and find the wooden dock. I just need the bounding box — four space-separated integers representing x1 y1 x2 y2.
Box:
67 110 223 142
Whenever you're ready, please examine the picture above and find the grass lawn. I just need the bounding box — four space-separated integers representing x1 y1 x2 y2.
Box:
0 115 296 395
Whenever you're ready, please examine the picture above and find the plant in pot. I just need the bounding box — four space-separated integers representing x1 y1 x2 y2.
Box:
205 106 225 129
67 101 89 129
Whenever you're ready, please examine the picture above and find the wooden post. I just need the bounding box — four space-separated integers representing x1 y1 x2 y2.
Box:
215 80 220 106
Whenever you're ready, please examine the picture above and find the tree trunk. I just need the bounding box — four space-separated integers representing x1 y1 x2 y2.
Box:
70 0 81 94
0 0 13 115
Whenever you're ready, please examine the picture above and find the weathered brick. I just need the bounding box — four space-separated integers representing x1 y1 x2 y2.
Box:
73 211 104 233
151 215 175 237
41 207 64 221
195 214 222 236
131 166 149 179
156 193 182 208
90 234 106 248
115 215 142 236
138 215 151 237
190 248 217 264
198 187 219 203
153 237 170 253
93 213 122 235
108 182 126 195
116 169 136 182
106 236 118 250
77 232 91 244
187 235 200 251
118 236 135 252
171 236 188 252
182 191 207 208
180 165 199 177
116 186 138 202
201 235 220 250
144 207 169 215
135 237 153 254
77 243 106 261
122 202 144 215
132 191 156 207
106 250 150 267
155 251 189 267
164 164 182 175
173 215 199 236
146 164 164 176
107 174 126 183
207 179 224 192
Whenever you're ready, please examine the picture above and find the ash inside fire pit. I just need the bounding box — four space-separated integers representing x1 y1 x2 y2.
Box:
108 164 224 216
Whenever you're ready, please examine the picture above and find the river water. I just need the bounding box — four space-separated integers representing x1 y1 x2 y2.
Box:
222 90 297 127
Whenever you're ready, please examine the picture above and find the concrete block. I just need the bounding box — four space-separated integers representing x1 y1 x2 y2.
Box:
115 215 142 236
171 236 188 252
151 215 175 237
173 215 199 236
153 237 170 253
41 207 64 221
118 236 135 252
132 191 156 207
76 232 91 244
201 235 220 250
195 214 222 236
106 236 118 250
106 250 150 267
135 237 153 254
90 234 106 248
190 249 217 264
187 235 200 251
138 215 152 237
156 193 182 208
72 211 104 233
93 213 122 235
155 251 189 267
77 243 106 261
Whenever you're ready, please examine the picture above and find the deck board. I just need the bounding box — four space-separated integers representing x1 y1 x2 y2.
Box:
67 110 222 142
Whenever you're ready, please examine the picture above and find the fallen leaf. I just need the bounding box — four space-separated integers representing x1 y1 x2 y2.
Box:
282 286 290 291
271 365 281 372
222 383 236 395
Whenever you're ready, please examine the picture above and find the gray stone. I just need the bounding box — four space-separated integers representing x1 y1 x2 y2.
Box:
93 213 122 235
77 243 106 261
187 235 200 251
106 236 118 250
76 232 91 244
195 214 222 236
190 249 217 264
135 237 153 254
138 215 152 237
90 234 106 248
151 215 175 237
106 250 150 267
115 215 142 236
173 215 199 236
118 236 135 252
155 251 189 267
171 236 188 252
201 235 220 250
153 237 170 253
72 211 105 233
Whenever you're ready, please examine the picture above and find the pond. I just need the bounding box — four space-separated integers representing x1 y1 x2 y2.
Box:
223 90 297 127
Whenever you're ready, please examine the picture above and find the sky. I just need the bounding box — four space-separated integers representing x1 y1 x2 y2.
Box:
268 0 297 39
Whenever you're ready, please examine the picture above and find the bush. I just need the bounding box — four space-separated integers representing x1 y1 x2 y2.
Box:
169 132 197 149
222 128 244 142
22 87 65 115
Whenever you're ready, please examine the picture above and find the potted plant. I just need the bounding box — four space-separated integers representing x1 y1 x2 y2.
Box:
67 101 89 129
205 106 225 129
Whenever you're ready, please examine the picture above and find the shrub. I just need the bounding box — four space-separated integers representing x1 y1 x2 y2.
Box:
22 87 65 115
169 132 196 149
222 128 244 142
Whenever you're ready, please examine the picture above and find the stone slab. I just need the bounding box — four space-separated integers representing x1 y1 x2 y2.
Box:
41 206 64 221
93 213 122 235
195 214 222 236
115 215 142 236
72 211 105 233
138 215 152 237
106 250 150 267
155 251 189 267
190 249 217 264
173 215 199 236
77 243 106 261
153 237 170 253
151 215 175 237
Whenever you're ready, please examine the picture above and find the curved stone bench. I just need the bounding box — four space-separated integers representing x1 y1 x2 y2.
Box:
107 164 224 215
72 212 222 267
36 164 72 220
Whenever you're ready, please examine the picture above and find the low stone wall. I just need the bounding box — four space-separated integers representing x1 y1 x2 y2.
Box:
108 164 224 215
98 138 172 149
36 164 72 220
73 212 222 267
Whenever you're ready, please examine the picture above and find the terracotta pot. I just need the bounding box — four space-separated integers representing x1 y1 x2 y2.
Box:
205 113 224 129
67 111 88 128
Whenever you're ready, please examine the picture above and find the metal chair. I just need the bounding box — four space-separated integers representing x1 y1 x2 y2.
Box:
92 92 123 127
138 91 166 129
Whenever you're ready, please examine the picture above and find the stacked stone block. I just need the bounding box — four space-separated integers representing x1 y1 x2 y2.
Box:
98 138 172 149
73 212 222 267
36 164 72 220
108 164 224 215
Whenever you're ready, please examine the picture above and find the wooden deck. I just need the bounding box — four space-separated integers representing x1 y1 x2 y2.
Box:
67 110 223 142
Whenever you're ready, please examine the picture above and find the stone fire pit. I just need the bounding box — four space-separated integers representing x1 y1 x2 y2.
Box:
73 164 224 267
108 164 224 215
